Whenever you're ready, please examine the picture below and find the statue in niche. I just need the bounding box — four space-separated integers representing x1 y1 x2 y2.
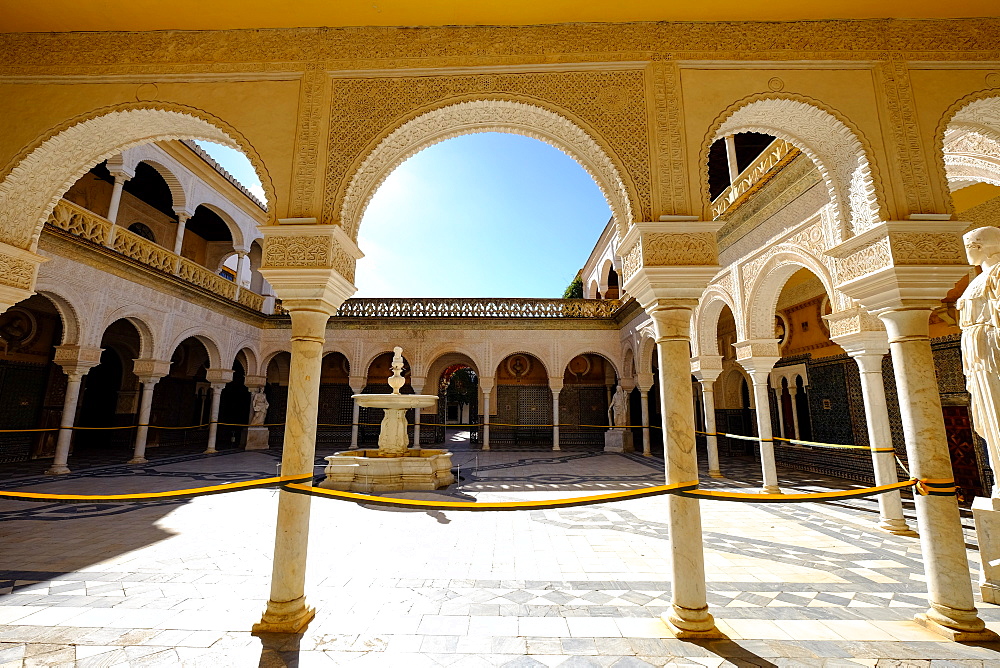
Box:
250 388 269 426
958 226 1000 497
608 385 628 428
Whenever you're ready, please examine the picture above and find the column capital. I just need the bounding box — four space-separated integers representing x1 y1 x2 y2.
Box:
636 372 655 392
206 367 235 386
259 222 362 313
827 220 971 312
548 379 564 393
479 376 496 393
245 374 267 391
618 378 636 392
410 375 426 395
619 220 723 308
174 209 194 223
131 358 172 382
734 343 780 382
691 355 723 383
0 240 48 313
348 375 366 394
53 344 103 371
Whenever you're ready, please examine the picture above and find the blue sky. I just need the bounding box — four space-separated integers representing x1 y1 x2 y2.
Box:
197 133 611 297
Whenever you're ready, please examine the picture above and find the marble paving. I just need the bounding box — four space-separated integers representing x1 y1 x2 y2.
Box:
0 442 999 666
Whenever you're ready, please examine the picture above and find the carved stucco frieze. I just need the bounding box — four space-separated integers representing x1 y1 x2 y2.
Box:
262 235 331 269
830 227 967 285
327 76 647 237
825 307 885 339
833 237 893 284
642 232 717 266
2 20 1000 73
620 241 643 283
0 253 36 291
889 231 966 264
650 60 689 216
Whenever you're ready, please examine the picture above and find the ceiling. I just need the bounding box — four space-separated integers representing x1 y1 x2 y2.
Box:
0 0 996 33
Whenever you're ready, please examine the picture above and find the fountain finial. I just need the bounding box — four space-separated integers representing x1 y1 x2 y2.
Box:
388 346 406 395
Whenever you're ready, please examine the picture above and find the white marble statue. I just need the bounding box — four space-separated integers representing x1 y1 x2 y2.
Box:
608 385 628 428
250 388 269 426
958 226 1000 497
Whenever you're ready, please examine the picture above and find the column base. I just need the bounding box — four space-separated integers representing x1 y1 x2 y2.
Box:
552 445 561 451
127 457 148 465
252 597 316 634
914 613 998 642
661 610 724 639
481 445 490 451
981 582 1000 605
203 448 218 454
761 485 781 494
878 518 917 537
45 465 70 475
708 470 724 479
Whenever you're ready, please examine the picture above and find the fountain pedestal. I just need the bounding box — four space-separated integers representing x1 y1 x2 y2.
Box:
319 346 453 492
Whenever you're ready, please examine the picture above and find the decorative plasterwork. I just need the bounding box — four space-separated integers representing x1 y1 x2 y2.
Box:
934 93 1000 212
703 95 884 241
2 20 999 73
619 221 720 284
824 306 885 339
827 222 968 286
261 223 363 283
0 103 275 254
333 94 641 239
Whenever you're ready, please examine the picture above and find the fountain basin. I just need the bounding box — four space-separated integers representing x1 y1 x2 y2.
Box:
319 449 455 492
353 394 438 409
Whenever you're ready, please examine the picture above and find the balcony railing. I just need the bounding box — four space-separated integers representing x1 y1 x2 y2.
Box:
47 198 267 312
711 138 799 219
330 297 623 319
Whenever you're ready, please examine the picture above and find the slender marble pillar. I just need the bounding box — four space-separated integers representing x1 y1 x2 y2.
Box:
850 349 913 535
772 382 786 440
173 213 189 256
788 386 801 439
651 303 718 637
481 389 491 451
204 383 225 454
879 308 990 639
749 377 780 493
551 388 561 451
129 377 161 464
348 377 364 449
640 389 651 457
106 173 128 225
255 307 331 634
236 252 250 287
701 380 722 478
46 372 86 475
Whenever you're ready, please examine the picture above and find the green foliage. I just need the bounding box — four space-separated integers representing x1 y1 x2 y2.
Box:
446 368 479 405
563 273 584 299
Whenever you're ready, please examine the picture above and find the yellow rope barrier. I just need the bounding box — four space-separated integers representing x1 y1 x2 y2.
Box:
0 475 313 504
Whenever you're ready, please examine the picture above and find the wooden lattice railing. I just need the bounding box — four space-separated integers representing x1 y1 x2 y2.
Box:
47 198 264 311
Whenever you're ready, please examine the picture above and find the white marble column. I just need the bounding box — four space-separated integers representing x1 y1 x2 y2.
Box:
173 212 190 256
46 347 103 475
879 308 988 638
788 386 802 439
106 172 129 225
692 358 723 479
480 377 494 451
835 331 914 535
203 383 226 454
349 376 364 449
771 378 786 440
736 346 781 494
651 302 718 637
255 306 334 634
236 251 250 287
550 380 563 451
637 372 653 457
129 376 163 464
411 378 425 449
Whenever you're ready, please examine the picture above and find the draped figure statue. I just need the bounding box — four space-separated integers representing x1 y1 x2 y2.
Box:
958 226 1000 497
608 385 628 428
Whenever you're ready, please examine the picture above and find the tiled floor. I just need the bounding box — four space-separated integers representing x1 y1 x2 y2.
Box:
0 440 998 666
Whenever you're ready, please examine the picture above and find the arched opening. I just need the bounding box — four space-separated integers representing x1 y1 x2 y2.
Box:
707 131 780 202
440 365 479 448
182 204 235 272
217 360 251 450
0 294 66 463
317 351 353 449
76 319 142 453
263 352 291 449
713 305 754 457
562 353 617 449
151 337 213 449
493 352 550 448
705 96 882 236
941 96 1000 237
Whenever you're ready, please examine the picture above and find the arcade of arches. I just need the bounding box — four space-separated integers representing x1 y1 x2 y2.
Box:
3 16 1000 650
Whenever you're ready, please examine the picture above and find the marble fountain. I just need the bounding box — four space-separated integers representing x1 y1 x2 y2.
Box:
319 347 455 492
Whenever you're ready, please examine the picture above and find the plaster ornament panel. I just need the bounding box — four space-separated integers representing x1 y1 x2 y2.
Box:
935 94 1000 212
262 235 331 269
833 237 893 284
888 231 966 264
876 57 935 216
650 60 689 216
641 232 717 266
2 20 1000 73
329 80 645 237
0 104 275 252
945 154 1000 189
620 241 643 283
825 307 885 339
704 95 883 240
0 253 37 291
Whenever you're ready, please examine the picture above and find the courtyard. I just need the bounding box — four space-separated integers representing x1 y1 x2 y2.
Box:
1 444 998 666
